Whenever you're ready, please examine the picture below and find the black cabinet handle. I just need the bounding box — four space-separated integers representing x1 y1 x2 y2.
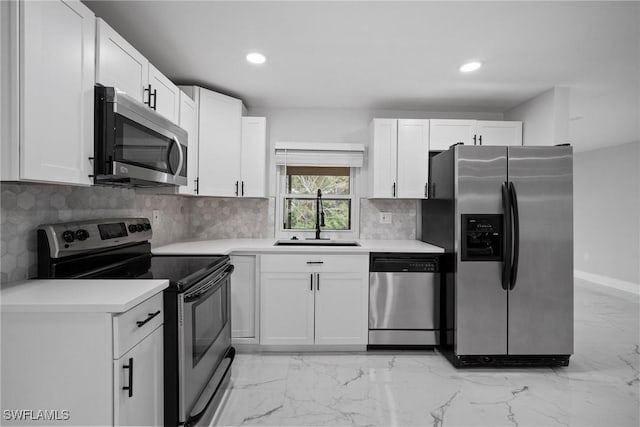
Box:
235 181 239 196
241 181 245 196
194 178 199 195
122 358 133 397
473 134 477 145
316 273 320 291
392 182 396 198
306 261 324 265
425 182 428 198
136 310 161 327
310 273 313 291
143 84 152 107
479 135 482 146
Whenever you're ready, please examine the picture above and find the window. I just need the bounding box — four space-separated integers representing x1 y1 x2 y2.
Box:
280 166 354 231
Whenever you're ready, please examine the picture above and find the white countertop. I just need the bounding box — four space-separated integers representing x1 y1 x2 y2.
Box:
0 279 169 313
152 238 444 255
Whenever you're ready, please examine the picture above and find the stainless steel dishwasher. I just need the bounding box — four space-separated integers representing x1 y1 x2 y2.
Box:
368 253 440 347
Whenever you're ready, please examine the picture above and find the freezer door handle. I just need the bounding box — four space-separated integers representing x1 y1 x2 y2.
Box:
501 182 512 290
509 182 520 290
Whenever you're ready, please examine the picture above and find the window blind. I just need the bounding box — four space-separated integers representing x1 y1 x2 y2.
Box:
274 142 365 167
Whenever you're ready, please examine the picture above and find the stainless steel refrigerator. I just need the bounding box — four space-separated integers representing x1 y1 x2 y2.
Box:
422 145 573 367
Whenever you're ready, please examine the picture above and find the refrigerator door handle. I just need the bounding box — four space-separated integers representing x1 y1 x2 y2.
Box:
501 182 512 291
509 182 520 290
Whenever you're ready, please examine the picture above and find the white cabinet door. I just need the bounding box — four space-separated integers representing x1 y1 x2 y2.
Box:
314 272 368 345
114 326 163 427
260 272 314 345
197 88 243 197
20 0 94 185
178 91 199 195
429 119 476 150
369 119 398 198
476 121 523 146
240 117 267 198
96 18 148 102
231 255 256 339
397 119 430 199
148 63 180 124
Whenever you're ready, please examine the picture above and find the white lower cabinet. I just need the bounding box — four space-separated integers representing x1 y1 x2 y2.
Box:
260 254 368 346
0 292 164 426
114 326 163 426
314 272 369 345
231 255 258 341
261 272 315 345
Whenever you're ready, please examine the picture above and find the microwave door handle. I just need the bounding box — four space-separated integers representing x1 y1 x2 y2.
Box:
172 135 184 178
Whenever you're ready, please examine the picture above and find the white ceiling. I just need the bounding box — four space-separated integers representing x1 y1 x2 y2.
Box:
84 1 639 151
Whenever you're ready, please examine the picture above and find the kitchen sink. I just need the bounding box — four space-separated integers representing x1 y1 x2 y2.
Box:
274 239 360 247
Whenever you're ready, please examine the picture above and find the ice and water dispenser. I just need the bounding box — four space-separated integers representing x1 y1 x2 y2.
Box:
461 214 503 261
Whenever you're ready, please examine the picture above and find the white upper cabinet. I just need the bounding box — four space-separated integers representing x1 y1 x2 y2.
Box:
148 63 180 124
178 91 199 195
397 119 430 198
181 86 267 198
369 118 430 199
96 18 179 124
197 88 243 197
475 121 523 146
430 119 522 150
369 119 398 199
240 117 267 198
2 0 95 186
429 119 476 150
95 18 148 102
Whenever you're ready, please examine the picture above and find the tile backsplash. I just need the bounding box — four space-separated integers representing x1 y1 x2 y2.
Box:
189 197 275 239
359 199 418 240
1 183 190 284
1 184 418 284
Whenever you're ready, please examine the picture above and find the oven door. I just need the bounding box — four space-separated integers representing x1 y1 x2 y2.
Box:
178 264 234 422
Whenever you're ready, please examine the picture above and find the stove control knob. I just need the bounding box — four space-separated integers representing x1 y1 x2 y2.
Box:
75 229 89 241
62 230 75 243
144 223 151 231
136 224 144 232
128 224 137 233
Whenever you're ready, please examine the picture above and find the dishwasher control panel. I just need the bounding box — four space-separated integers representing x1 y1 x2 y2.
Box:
370 254 439 272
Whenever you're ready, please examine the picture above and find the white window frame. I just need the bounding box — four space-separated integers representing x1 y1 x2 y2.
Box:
275 166 359 240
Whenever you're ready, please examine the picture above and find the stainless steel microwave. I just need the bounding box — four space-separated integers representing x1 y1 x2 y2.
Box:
94 85 188 187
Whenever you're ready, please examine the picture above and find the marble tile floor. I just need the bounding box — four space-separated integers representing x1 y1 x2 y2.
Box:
214 279 639 427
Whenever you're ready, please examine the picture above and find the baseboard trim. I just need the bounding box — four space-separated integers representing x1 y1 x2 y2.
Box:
574 270 640 295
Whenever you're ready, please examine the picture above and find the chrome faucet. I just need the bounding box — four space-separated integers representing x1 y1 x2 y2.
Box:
315 189 325 240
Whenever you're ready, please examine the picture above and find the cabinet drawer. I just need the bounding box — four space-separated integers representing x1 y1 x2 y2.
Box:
261 254 368 273
113 292 163 359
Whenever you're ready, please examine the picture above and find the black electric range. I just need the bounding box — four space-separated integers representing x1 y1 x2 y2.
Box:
37 218 235 426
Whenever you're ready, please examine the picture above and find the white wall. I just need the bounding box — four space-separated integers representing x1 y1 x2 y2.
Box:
505 87 570 147
573 141 640 288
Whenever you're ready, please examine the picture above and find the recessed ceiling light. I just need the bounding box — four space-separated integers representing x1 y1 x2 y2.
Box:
246 52 266 65
459 61 482 73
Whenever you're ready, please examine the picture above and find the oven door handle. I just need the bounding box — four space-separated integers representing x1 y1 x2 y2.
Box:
184 265 234 303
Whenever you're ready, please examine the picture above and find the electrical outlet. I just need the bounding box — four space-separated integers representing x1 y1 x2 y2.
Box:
152 210 160 225
379 212 392 224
